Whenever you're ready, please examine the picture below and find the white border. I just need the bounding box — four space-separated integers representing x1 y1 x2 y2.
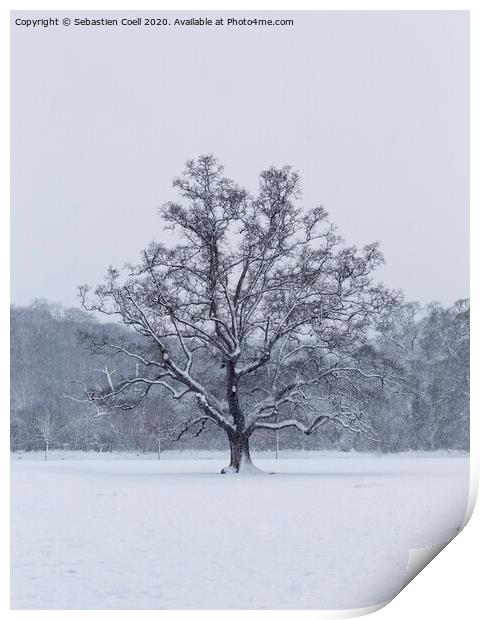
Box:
2 2 476 619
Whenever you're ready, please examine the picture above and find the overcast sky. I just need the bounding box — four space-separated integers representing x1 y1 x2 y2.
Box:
11 10 469 308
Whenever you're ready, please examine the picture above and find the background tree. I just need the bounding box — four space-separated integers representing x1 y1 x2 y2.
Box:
141 395 182 459
17 389 68 460
34 405 65 461
419 299 469 449
74 155 397 472
373 299 470 451
10 298 469 456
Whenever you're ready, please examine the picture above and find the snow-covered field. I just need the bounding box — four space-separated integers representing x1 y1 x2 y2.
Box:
11 450 469 610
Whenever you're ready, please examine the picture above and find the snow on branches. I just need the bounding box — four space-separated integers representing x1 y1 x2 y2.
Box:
73 155 397 471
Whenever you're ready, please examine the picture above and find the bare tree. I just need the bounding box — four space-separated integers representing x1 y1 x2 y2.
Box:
143 407 167 460
19 391 67 461
35 409 63 461
74 155 395 472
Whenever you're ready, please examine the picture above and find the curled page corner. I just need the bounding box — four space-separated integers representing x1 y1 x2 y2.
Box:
403 541 448 589
302 600 388 619
403 489 475 592
340 601 389 619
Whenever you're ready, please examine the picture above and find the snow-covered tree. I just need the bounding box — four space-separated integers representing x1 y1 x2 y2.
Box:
74 155 396 472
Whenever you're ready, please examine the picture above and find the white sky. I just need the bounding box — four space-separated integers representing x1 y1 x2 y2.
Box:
11 10 469 307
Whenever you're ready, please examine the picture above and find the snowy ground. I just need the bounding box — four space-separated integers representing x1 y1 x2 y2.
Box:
11 450 469 610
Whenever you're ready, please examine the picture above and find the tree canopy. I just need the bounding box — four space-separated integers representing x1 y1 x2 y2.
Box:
75 155 401 472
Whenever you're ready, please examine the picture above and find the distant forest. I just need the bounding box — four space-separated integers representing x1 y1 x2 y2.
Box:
10 298 469 455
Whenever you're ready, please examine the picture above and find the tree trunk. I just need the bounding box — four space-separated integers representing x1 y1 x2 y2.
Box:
157 436 161 461
221 432 261 474
44 440 49 462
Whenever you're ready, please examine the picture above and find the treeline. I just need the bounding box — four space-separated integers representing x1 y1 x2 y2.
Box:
10 298 469 455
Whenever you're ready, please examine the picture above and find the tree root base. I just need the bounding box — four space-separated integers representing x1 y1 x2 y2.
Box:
220 461 266 475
